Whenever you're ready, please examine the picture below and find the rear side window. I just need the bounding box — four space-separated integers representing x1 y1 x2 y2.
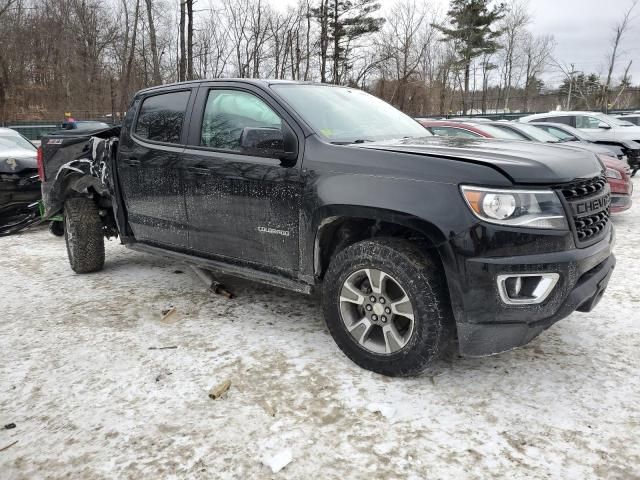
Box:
538 116 573 125
135 91 191 144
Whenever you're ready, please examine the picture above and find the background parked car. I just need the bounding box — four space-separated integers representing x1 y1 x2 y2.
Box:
520 112 640 175
528 122 627 158
417 120 524 139
614 113 640 126
0 128 41 235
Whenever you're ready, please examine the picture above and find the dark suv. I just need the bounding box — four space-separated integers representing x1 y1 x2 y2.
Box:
40 80 616 376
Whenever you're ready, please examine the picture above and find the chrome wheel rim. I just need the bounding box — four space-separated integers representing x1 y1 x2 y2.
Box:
339 268 415 355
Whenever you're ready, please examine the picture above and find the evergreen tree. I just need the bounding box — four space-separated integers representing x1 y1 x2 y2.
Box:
314 0 384 84
434 0 504 113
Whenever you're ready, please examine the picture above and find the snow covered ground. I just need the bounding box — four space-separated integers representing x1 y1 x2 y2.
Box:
1 183 639 480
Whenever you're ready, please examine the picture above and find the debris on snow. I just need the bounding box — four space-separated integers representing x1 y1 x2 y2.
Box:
148 346 178 350
160 306 178 323
190 266 235 299
155 371 173 383
208 380 232 399
0 440 18 452
366 403 397 420
260 400 277 417
3 423 16 430
261 448 293 473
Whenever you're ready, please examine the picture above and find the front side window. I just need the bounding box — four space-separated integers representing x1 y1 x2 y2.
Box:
200 90 281 150
576 115 606 129
135 91 191 144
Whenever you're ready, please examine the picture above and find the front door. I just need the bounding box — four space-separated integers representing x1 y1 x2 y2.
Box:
575 115 615 139
182 85 303 273
117 89 193 248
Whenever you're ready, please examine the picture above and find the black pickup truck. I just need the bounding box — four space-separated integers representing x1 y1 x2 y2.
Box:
39 80 616 376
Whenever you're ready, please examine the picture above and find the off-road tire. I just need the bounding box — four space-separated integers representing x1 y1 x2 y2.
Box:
64 198 105 273
322 238 453 377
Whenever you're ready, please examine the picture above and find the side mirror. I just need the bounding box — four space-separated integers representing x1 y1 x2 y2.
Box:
598 122 611 130
239 126 297 165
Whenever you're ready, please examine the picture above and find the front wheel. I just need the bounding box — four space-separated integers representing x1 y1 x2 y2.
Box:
64 198 105 273
322 238 453 377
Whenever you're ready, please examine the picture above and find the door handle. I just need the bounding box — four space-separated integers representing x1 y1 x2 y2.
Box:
122 157 140 166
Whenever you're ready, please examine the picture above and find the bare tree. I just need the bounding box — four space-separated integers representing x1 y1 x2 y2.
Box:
602 0 638 110
521 33 554 111
179 0 186 81
145 0 162 84
499 0 530 111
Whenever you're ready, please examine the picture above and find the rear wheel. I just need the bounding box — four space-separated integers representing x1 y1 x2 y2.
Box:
64 198 105 273
322 238 453 376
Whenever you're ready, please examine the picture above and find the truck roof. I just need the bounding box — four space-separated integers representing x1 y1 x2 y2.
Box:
135 78 318 96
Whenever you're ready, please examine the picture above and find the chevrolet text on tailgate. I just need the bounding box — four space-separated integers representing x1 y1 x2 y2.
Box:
39 80 616 376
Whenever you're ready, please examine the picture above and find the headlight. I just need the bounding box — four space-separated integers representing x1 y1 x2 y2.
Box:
461 186 568 229
605 167 622 179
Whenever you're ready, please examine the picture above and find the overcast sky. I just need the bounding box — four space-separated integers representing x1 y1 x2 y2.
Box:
525 0 640 86
407 0 640 87
275 0 639 87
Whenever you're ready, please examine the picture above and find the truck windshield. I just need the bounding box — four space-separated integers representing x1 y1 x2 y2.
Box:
271 84 430 143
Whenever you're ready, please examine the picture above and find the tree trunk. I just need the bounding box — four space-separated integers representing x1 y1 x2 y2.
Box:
319 0 329 83
463 61 470 114
187 0 194 80
179 0 186 81
145 0 162 85
122 0 140 113
331 0 339 84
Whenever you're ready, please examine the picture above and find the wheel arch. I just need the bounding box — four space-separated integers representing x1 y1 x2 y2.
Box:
310 205 448 280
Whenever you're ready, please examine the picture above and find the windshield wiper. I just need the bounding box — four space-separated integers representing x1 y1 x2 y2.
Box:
330 139 374 145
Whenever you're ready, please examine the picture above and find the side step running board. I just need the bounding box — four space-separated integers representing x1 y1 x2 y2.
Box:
127 243 314 294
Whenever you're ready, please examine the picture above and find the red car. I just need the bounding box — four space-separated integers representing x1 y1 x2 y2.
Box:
418 120 633 213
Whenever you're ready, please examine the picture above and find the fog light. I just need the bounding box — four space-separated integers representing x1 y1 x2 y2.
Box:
497 273 560 305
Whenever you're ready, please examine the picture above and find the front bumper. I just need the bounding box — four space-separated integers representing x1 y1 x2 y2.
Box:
442 225 615 357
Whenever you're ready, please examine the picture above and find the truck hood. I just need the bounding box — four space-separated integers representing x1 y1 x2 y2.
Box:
355 136 604 184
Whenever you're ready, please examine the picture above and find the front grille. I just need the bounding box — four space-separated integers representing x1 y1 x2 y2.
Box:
574 210 610 241
560 175 607 199
558 174 611 246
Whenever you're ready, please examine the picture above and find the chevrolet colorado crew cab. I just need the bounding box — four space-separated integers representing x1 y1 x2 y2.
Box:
39 80 616 376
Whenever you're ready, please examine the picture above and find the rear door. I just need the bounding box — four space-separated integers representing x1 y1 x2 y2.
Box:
182 83 304 273
118 88 195 248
